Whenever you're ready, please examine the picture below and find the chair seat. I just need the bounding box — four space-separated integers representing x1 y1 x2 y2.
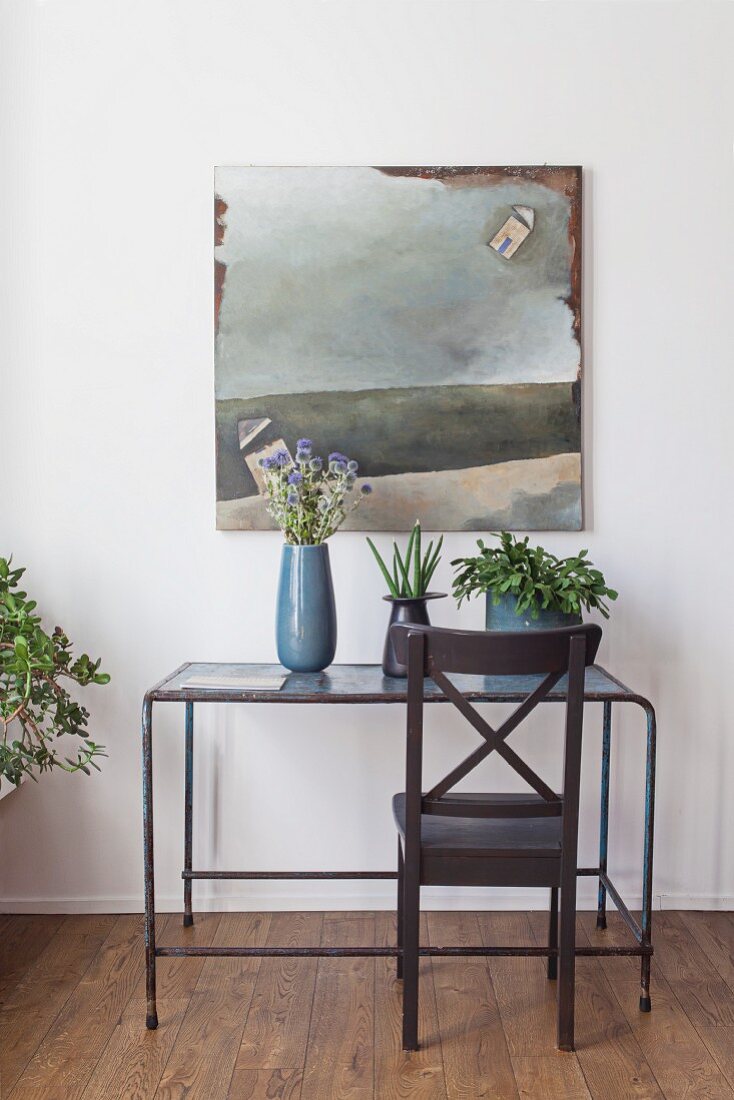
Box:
392 792 562 858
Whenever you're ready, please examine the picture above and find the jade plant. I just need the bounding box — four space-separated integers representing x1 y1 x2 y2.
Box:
0 557 110 790
452 532 618 619
367 522 443 599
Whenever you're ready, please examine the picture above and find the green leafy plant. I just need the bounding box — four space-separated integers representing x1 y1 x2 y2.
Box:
452 532 618 619
367 522 443 598
0 557 110 790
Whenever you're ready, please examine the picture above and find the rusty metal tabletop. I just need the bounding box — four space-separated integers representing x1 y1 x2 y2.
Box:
146 661 646 707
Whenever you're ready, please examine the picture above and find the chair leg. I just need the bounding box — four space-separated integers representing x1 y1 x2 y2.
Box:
396 837 404 980
547 886 558 980
556 884 576 1052
402 849 420 1051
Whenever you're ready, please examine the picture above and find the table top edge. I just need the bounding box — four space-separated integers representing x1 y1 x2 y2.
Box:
144 662 650 709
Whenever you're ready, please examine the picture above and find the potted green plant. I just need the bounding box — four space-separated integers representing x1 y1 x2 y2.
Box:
260 440 373 672
452 532 618 631
367 522 444 676
0 557 110 794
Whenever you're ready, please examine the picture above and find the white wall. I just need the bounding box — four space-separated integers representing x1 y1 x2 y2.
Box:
1 0 733 913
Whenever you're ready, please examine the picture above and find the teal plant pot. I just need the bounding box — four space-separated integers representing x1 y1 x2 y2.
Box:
276 544 337 672
485 591 581 632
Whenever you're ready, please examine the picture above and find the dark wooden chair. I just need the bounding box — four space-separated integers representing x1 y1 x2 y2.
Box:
390 621 602 1053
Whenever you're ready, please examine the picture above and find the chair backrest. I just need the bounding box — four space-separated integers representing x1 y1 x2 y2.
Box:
390 622 602 860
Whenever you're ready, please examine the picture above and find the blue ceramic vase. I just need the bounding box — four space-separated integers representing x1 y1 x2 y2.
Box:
276 544 337 672
485 591 581 632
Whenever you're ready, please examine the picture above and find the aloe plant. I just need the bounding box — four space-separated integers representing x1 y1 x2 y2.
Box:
366 522 443 599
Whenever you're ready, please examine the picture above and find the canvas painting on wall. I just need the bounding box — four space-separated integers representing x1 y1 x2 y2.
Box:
214 166 582 531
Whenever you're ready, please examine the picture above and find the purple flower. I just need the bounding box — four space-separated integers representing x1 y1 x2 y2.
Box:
287 470 303 485
309 457 323 472
261 455 278 470
347 460 358 473
360 483 373 495
332 460 347 475
328 451 348 464
296 438 312 451
286 491 299 506
273 448 290 467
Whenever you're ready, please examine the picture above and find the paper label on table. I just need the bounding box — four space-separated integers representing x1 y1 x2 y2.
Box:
181 674 287 691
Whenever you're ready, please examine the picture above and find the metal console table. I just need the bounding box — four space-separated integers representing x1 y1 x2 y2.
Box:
142 662 656 1030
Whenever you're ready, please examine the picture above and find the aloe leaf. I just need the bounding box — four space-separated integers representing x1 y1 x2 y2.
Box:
403 524 416 575
425 534 443 575
412 523 421 598
423 555 440 589
366 538 398 597
393 542 412 596
421 535 443 594
420 540 433 595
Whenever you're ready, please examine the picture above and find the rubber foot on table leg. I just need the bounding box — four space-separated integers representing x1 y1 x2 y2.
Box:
639 995 651 1013
146 1012 159 1030
183 913 194 928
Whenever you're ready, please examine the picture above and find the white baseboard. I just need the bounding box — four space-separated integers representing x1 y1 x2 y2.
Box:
659 895 734 911
0 888 639 914
1 889 731 916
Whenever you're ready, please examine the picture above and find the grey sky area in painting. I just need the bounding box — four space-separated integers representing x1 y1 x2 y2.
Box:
215 167 578 400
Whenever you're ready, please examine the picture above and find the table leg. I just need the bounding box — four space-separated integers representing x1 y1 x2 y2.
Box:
596 701 612 930
142 696 158 1029
184 702 194 927
640 703 657 1012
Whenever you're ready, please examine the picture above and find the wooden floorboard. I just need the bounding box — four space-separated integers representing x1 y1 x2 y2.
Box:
652 912 734 1027
82 912 223 1100
477 911 592 1097
0 915 117 1096
527 911 663 1100
233 911 323 1074
153 912 270 1100
428 911 516 1100
582 910 734 1098
1 910 733 1099
300 913 376 1100
7 915 145 1100
680 912 734 995
374 911 446 1099
0 915 65 1006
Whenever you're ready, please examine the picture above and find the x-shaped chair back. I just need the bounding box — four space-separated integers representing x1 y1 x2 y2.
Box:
390 622 602 823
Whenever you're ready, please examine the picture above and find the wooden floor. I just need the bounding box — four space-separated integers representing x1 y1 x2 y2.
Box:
2 911 734 1099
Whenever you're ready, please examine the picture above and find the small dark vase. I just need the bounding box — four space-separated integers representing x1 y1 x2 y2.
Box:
381 593 446 678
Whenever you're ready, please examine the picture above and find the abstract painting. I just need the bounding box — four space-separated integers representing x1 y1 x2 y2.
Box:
214 166 582 531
